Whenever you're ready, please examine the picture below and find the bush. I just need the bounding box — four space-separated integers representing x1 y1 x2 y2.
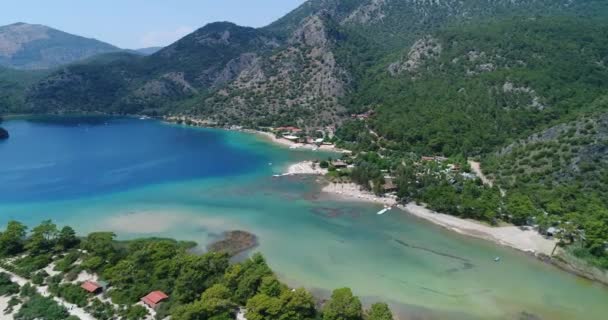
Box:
31 271 48 286
49 283 89 307
14 293 70 320
0 272 19 296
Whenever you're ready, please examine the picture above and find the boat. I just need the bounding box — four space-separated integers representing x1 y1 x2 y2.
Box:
377 206 392 215
494 257 501 262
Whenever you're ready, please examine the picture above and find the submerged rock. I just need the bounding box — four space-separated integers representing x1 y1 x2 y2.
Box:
207 230 257 256
0 127 9 140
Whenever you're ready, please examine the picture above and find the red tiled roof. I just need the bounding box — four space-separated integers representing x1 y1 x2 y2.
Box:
81 281 101 293
142 291 169 304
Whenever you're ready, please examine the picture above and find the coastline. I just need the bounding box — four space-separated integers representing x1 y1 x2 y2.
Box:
401 203 556 256
319 182 554 255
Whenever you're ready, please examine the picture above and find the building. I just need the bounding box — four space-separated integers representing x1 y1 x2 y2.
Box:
383 177 398 192
80 281 102 294
141 291 169 309
276 126 302 134
332 160 348 168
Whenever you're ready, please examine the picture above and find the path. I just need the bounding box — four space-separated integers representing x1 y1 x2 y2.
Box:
468 160 493 187
0 267 95 320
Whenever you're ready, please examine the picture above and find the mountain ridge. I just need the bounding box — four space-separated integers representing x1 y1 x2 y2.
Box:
0 22 122 69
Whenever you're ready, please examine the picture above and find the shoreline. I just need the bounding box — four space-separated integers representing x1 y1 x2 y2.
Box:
320 181 608 285
319 182 555 255
162 114 351 153
400 202 556 256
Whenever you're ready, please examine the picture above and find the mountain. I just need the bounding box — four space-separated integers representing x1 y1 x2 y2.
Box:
134 47 163 55
22 0 608 125
0 22 121 69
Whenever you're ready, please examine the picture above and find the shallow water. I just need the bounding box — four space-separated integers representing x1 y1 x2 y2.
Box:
0 117 607 320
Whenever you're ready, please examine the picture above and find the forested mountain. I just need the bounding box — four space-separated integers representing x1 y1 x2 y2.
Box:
0 23 121 70
21 0 608 126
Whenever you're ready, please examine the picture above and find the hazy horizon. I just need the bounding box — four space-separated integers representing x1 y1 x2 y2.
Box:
0 0 307 49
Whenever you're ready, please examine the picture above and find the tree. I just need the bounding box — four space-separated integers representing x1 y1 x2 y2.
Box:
26 220 58 255
56 226 80 251
280 288 317 320
121 305 149 320
505 193 538 226
173 253 230 304
259 276 284 297
200 284 236 319
365 303 393 320
81 232 118 267
322 288 363 320
245 294 283 320
0 221 27 256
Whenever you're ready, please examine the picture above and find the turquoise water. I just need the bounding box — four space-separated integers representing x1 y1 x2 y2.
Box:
1 117 607 319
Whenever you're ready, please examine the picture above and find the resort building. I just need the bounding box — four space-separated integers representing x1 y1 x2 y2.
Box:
80 280 102 294
141 291 169 309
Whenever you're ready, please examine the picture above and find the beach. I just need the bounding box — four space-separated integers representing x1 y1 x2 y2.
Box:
401 203 556 255
284 161 328 175
321 182 398 206
252 130 350 153
320 182 555 255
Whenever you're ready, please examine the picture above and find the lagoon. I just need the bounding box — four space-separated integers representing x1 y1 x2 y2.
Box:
0 117 607 320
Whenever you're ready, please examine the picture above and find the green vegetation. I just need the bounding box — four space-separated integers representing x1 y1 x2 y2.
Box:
0 220 394 319
14 284 72 320
333 15 608 269
0 272 19 296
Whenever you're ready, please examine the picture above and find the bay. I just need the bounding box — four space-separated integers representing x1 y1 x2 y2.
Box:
0 116 607 320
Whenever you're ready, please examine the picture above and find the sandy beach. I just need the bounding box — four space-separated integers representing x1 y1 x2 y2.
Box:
401 203 556 255
284 161 328 175
253 130 350 153
320 182 555 255
321 182 398 206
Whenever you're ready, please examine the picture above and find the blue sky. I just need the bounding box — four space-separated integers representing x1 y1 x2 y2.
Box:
1 0 307 49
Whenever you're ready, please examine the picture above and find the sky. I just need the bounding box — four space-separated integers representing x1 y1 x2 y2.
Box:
0 0 307 49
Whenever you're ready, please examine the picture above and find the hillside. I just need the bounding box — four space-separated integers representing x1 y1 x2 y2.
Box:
0 22 121 69
0 66 47 113
26 22 281 115
23 0 608 126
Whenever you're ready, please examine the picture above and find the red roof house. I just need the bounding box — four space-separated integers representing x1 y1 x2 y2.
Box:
81 281 102 294
141 291 169 309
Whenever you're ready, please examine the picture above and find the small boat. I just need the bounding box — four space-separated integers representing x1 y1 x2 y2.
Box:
494 257 501 262
377 206 392 215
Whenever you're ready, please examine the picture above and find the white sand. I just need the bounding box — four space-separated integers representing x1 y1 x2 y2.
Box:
0 267 96 320
253 131 350 153
402 203 556 255
43 262 60 277
284 161 328 175
75 270 99 284
0 294 18 319
321 182 397 206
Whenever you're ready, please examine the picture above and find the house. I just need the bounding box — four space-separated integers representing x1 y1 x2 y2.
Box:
276 126 302 134
332 160 348 168
383 177 398 192
141 291 169 309
421 156 448 162
80 281 102 294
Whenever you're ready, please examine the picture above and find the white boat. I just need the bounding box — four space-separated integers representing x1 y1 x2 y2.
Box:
377 206 392 215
